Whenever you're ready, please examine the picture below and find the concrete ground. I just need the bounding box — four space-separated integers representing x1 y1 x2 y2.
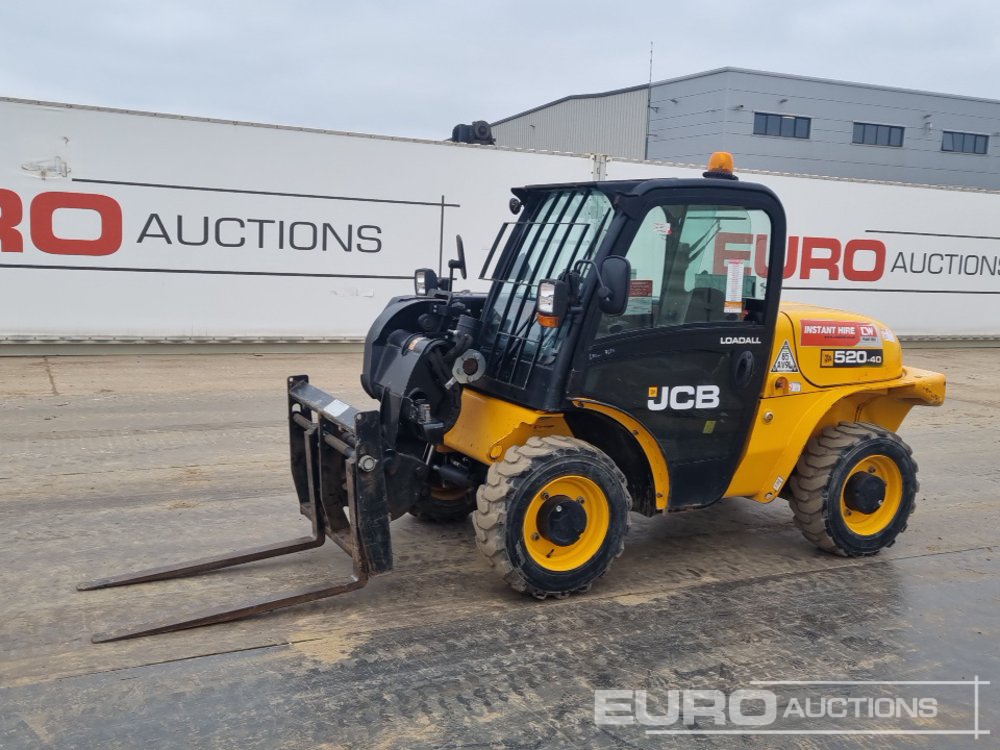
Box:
0 349 996 749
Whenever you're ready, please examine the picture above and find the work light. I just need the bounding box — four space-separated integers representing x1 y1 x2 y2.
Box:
414 268 438 296
537 281 558 314
536 278 568 327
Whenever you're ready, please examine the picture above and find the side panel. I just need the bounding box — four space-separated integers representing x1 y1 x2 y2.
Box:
442 389 570 465
726 367 946 502
780 303 904 387
579 327 770 508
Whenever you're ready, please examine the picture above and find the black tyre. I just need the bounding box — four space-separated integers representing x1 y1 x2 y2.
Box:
788 422 918 557
473 435 631 598
408 485 477 523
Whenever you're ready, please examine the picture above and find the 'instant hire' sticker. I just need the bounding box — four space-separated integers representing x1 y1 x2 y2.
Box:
800 320 881 347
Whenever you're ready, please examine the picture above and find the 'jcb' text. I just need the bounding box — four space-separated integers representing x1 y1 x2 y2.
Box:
647 385 720 411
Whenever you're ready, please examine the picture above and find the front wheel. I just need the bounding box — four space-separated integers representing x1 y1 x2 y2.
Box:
788 422 918 557
473 435 631 598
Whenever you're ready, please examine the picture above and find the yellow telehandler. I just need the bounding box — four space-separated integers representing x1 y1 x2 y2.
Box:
81 153 945 641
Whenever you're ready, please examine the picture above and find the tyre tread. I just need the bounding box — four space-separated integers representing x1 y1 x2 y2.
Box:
787 421 916 557
473 436 632 599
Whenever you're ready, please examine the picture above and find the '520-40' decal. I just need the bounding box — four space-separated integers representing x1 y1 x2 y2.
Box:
820 349 884 367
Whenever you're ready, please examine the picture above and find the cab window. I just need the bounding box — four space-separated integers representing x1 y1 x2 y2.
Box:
597 204 771 338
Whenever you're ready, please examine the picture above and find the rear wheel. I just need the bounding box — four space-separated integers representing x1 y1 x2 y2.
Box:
788 422 917 557
473 435 631 598
408 485 477 523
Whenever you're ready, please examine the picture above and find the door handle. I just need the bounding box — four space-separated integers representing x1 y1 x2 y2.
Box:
733 350 755 389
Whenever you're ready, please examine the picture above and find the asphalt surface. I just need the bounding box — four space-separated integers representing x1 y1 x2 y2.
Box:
0 349 996 749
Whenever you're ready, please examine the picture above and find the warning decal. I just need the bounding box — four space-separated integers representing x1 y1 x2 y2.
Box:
625 279 654 315
771 340 799 373
629 279 653 297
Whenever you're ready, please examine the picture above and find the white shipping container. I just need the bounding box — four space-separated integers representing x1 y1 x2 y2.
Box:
1 97 998 343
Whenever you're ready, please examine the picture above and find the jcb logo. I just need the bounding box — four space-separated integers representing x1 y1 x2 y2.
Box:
647 385 720 411
0 189 123 256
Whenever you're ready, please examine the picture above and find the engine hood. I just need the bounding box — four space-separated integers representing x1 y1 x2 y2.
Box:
773 302 903 389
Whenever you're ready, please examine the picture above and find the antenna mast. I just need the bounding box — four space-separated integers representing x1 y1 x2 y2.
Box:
644 42 654 160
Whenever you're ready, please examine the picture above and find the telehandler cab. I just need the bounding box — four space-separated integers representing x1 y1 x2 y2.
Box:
81 153 945 642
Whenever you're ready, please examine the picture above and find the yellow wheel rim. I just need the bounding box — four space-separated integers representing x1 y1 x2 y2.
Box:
839 454 903 536
523 475 610 571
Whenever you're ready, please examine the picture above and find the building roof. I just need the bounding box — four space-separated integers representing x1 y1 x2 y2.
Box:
491 83 649 126
492 67 1000 126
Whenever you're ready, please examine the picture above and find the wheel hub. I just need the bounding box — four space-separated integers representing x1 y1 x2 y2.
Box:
536 495 587 546
843 472 886 515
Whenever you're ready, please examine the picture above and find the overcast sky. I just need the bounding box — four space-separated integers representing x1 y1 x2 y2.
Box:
2 1 1000 140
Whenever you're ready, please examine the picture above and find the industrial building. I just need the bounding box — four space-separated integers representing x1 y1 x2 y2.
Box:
491 67 1000 189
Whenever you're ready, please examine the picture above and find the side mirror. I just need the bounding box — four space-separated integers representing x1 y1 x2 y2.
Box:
448 235 468 280
536 279 569 328
597 256 631 315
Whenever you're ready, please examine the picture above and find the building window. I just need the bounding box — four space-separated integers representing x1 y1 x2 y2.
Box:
941 130 988 154
853 122 904 147
753 112 811 139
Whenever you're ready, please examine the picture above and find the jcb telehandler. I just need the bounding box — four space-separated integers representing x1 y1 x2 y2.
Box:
81 153 945 642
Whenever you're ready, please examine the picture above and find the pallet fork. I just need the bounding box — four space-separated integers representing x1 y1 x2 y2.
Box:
79 376 394 643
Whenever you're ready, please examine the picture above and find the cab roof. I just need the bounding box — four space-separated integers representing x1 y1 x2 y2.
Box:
517 177 778 201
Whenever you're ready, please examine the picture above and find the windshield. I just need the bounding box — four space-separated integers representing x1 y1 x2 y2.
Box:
480 188 613 388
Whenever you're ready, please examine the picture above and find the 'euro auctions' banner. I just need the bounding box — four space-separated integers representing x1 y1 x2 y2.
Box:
2 97 999 341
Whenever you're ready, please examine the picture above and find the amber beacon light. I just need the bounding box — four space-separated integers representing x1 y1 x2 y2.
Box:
705 151 736 178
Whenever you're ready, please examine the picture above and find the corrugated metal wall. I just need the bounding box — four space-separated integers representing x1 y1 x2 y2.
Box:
492 87 648 159
646 69 1000 189
494 68 1000 189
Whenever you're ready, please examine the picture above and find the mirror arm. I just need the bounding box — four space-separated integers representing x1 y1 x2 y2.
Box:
571 259 610 299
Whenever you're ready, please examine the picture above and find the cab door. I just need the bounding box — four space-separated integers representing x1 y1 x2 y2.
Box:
572 192 783 509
